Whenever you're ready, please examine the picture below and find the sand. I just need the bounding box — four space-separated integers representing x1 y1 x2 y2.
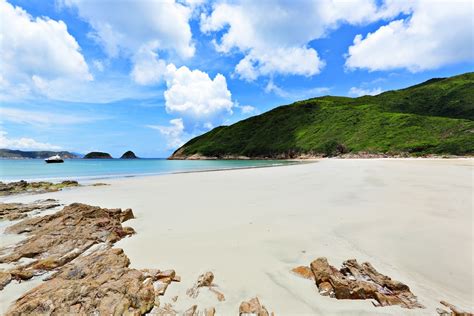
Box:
0 159 472 315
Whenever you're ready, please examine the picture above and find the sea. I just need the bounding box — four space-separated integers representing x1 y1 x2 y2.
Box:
0 159 293 182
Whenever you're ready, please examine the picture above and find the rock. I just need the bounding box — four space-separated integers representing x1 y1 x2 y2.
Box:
0 181 78 196
120 208 135 222
209 287 226 302
291 266 314 280
0 203 136 290
204 307 216 316
437 301 473 316
184 305 198 316
295 257 424 309
0 199 60 221
120 150 138 159
0 271 12 290
83 151 113 159
6 248 157 315
187 271 214 298
239 297 272 316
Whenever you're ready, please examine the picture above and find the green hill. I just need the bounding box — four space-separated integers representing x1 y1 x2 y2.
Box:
170 73 474 159
0 149 80 159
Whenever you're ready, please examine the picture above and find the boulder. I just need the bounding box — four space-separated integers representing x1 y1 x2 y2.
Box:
239 297 272 316
0 199 60 221
294 257 424 309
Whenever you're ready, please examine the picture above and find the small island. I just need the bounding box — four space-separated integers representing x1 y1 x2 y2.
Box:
83 152 113 159
120 151 138 159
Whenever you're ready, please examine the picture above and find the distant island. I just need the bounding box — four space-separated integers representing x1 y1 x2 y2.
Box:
170 72 474 159
83 152 113 159
0 149 80 159
120 151 138 159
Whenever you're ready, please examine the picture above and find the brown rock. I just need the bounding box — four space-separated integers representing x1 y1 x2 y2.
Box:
184 305 198 316
438 300 474 316
239 297 271 316
297 257 423 309
204 307 216 316
0 271 12 290
0 203 137 291
291 266 314 280
6 248 157 315
0 199 60 221
186 271 215 299
0 180 78 196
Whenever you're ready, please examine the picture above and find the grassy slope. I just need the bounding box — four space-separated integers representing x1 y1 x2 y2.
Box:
173 73 474 158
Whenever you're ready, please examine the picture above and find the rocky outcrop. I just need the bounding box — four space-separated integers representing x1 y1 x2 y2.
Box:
83 151 113 159
0 199 60 221
186 271 225 302
0 180 78 196
0 203 136 289
239 297 273 316
120 150 138 159
293 257 424 309
437 301 473 316
6 248 174 315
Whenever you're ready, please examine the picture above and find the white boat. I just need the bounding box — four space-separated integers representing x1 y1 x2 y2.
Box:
45 155 64 163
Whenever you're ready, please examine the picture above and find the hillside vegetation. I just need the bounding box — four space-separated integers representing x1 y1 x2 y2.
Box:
171 73 474 158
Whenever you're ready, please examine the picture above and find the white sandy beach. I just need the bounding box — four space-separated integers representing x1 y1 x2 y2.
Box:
1 159 473 315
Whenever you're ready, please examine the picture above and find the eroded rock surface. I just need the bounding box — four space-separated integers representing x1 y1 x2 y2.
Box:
187 271 225 302
239 297 273 316
0 203 135 289
6 248 157 315
0 180 79 196
294 257 424 309
436 301 473 316
0 199 60 221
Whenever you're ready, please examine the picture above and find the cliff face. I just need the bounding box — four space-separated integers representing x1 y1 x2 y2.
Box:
83 152 113 159
120 151 138 159
170 72 474 159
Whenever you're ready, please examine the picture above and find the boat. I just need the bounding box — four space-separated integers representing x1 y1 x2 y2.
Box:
45 155 64 163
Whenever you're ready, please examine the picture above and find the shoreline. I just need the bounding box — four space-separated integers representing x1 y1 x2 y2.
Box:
1 159 473 314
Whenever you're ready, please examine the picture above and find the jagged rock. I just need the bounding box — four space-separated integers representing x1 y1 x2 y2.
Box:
0 180 79 196
0 271 12 290
6 248 157 315
291 265 314 280
437 301 473 316
0 203 135 290
296 257 424 309
239 297 272 316
151 302 177 315
186 271 225 302
187 271 214 298
0 199 60 221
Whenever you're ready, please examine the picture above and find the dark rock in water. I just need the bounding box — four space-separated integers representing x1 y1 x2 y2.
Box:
120 150 138 159
83 151 112 159
293 257 424 309
0 180 79 196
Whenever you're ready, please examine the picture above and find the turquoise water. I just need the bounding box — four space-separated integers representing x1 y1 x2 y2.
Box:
0 159 292 182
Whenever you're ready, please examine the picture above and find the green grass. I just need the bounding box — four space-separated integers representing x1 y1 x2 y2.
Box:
172 72 474 158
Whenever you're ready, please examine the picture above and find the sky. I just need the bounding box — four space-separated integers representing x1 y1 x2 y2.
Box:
0 0 473 158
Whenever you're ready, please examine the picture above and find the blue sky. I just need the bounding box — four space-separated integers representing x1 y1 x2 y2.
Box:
0 0 473 157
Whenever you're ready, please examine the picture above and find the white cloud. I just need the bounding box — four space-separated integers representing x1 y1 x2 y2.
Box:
200 0 401 80
348 87 383 97
60 0 195 84
164 64 233 118
0 107 101 126
131 43 167 85
147 118 185 148
0 130 61 150
0 0 92 100
265 80 331 99
345 0 474 72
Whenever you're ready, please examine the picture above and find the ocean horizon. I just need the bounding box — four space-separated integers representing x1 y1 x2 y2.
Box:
0 158 292 182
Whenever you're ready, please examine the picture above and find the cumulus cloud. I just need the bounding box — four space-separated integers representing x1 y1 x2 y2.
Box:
60 0 195 84
200 0 401 80
0 0 91 100
147 118 185 148
164 64 233 119
345 0 474 72
348 87 383 97
0 130 61 150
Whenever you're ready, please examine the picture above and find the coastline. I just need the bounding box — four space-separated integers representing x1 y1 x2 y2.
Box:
1 159 473 314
